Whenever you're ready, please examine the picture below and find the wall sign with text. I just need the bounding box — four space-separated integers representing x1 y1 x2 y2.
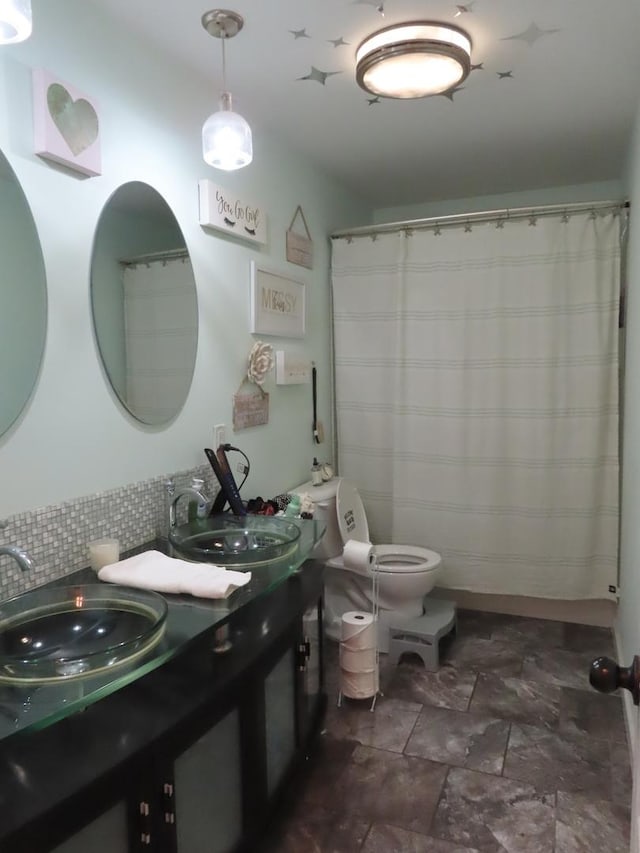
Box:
250 262 305 339
198 180 267 245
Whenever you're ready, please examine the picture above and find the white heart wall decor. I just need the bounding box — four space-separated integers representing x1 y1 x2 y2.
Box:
46 83 99 156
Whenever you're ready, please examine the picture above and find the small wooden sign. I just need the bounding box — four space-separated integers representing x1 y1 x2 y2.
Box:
286 205 313 269
199 179 267 245
233 381 269 430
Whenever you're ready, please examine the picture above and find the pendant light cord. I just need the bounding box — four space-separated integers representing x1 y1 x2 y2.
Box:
221 34 227 92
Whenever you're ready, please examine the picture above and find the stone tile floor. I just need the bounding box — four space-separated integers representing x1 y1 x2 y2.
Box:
260 610 632 852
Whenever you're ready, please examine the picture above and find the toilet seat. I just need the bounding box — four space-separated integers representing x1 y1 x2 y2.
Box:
373 544 441 574
333 480 440 575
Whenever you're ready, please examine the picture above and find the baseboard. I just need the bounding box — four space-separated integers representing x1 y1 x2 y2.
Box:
430 586 617 627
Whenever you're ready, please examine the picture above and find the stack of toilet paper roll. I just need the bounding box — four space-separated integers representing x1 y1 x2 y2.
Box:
339 611 378 700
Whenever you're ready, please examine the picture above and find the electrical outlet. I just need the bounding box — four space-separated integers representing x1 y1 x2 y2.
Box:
214 424 226 447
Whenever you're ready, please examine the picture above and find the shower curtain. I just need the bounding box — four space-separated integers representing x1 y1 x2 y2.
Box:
331 210 622 600
123 256 197 423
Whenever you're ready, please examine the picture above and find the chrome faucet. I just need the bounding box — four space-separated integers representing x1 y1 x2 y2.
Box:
0 544 35 572
168 486 212 530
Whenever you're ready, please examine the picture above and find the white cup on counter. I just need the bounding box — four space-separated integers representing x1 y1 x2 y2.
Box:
88 538 120 571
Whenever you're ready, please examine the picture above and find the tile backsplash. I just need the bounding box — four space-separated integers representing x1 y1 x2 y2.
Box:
0 464 217 601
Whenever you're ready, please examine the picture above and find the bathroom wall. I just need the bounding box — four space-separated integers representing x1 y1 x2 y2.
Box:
616 91 640 748
0 0 370 544
373 179 625 225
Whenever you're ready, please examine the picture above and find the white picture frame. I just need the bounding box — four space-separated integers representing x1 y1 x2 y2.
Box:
250 262 306 338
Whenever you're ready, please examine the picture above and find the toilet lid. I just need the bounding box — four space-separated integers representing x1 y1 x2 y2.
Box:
336 479 370 544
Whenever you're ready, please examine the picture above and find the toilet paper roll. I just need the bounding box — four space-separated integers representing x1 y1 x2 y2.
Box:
342 539 374 576
341 611 376 649
340 667 379 700
339 645 377 673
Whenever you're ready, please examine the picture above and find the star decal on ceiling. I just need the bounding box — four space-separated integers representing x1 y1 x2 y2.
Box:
298 67 342 85
367 96 381 106
289 28 310 40
471 62 484 72
352 0 385 15
502 22 560 47
439 86 465 101
497 71 513 79
454 2 475 16
328 37 350 48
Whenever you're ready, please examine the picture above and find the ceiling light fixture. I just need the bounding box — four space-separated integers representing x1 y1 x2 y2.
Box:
355 21 471 99
201 9 252 171
0 0 32 44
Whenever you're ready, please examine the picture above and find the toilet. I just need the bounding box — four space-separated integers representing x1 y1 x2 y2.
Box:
294 477 442 652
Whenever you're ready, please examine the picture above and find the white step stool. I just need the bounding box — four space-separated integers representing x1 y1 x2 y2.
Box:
387 599 457 671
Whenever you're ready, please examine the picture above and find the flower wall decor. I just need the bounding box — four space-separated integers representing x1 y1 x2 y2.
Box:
247 341 275 386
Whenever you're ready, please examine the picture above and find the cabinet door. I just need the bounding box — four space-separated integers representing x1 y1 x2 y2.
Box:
173 708 242 853
302 599 323 716
50 803 130 853
298 597 325 744
264 647 296 796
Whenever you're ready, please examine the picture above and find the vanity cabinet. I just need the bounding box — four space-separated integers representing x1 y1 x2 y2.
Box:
0 563 326 853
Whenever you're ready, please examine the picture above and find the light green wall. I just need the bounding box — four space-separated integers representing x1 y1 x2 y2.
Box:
617 97 640 668
0 0 371 517
373 179 625 225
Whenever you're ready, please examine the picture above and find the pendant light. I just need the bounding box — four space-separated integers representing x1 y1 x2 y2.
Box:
0 0 32 44
201 9 252 171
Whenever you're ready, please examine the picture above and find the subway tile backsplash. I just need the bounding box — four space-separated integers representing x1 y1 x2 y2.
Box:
0 465 217 601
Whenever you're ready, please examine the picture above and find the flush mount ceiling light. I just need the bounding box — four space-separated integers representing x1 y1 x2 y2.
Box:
355 21 471 99
201 8 252 171
0 0 32 44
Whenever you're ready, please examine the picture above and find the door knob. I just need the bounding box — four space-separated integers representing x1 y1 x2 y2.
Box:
589 655 640 705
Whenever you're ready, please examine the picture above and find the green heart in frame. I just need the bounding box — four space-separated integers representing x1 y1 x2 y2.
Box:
47 83 99 157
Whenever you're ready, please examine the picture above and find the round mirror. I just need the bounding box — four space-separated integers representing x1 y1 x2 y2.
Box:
0 152 47 437
91 182 198 426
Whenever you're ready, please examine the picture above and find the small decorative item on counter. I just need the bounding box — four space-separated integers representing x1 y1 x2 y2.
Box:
246 496 278 516
321 462 334 482
284 494 301 518
311 457 322 486
188 477 208 524
247 341 274 386
88 538 120 571
299 493 315 518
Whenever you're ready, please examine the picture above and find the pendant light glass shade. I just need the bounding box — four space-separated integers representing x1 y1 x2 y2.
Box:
202 91 253 170
0 0 32 44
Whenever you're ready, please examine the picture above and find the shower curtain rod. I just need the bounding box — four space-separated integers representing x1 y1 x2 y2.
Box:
331 198 629 240
119 247 190 266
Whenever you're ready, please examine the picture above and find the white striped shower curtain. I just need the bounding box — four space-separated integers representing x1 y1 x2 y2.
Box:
331 211 621 600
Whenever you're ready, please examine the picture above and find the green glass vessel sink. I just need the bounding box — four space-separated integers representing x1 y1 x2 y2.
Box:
0 585 168 684
169 514 302 568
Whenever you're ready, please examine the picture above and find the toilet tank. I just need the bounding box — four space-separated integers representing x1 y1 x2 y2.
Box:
292 478 343 560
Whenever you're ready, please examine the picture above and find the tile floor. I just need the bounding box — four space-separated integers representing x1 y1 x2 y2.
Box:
261 609 632 853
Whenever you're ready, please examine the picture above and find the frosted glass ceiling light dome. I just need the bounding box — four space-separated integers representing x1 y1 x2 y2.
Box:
356 22 471 99
0 0 32 44
202 9 252 171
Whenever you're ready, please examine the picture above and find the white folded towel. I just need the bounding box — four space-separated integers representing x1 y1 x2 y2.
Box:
98 549 251 599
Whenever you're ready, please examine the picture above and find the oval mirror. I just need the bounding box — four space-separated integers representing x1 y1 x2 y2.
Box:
91 182 198 426
0 152 47 437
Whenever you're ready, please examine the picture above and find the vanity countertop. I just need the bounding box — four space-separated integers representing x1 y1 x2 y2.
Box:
0 555 326 852
0 520 323 742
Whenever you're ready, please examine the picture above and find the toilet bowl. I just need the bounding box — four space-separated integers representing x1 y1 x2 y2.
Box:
293 477 442 652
